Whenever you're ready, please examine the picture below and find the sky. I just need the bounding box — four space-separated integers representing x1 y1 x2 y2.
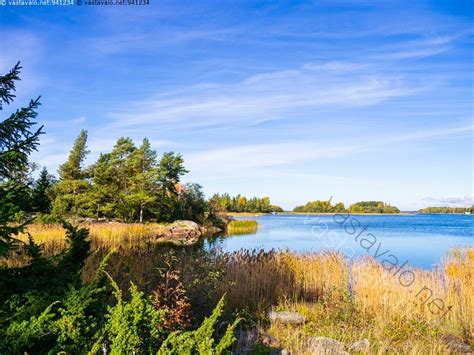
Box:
0 0 473 211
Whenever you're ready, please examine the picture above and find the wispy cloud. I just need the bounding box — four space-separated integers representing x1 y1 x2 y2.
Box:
107 62 419 130
422 195 474 207
185 122 473 178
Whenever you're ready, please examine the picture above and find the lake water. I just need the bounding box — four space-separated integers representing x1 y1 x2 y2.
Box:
209 214 474 269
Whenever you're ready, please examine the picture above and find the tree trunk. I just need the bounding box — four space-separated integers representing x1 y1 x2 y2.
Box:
139 204 143 223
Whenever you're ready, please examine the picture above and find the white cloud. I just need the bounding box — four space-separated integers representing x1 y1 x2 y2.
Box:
185 123 473 179
107 63 418 130
422 195 474 207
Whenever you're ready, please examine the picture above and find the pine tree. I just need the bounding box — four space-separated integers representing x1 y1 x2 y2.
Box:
53 130 92 217
108 137 136 221
58 129 89 180
129 138 159 223
155 152 188 222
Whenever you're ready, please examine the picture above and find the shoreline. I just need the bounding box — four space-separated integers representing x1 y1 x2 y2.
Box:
228 211 471 217
228 211 416 217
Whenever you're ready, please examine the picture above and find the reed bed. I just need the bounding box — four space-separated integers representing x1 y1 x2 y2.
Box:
258 248 473 353
226 220 258 235
17 222 161 249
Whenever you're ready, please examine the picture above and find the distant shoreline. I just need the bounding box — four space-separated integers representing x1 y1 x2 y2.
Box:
228 211 471 217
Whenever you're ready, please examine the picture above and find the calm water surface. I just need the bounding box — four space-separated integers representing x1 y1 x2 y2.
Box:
208 214 473 269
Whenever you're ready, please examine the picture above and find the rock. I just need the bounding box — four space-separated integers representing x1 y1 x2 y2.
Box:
304 336 348 354
349 338 370 351
234 329 284 354
261 332 280 347
270 349 290 355
201 225 222 235
441 334 473 353
156 220 202 245
268 311 306 325
234 329 260 354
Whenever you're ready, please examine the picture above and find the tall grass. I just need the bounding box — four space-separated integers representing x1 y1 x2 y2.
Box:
18 223 162 248
227 220 258 235
1 223 164 268
208 247 472 352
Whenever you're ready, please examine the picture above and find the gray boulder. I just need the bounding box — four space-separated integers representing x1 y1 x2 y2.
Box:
270 349 290 355
349 338 370 352
156 220 202 245
304 336 348 354
441 334 473 353
268 310 306 325
261 332 281 347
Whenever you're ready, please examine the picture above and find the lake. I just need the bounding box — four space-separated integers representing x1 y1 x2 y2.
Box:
208 213 474 269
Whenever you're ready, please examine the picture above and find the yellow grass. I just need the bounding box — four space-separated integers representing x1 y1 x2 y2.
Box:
219 248 473 353
226 220 259 235
17 222 162 249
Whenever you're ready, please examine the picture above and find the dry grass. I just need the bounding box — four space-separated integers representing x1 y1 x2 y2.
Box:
208 247 473 353
242 248 473 354
17 222 162 249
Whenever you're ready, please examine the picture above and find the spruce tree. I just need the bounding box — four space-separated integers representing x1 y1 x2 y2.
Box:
31 167 56 213
0 62 43 255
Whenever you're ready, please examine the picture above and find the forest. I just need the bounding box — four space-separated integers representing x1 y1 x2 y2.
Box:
14 129 212 224
418 206 473 214
293 200 400 213
210 193 283 213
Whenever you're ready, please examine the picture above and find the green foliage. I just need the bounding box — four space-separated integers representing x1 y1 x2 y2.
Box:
54 135 191 223
91 274 166 354
0 62 43 255
0 222 91 320
158 296 239 355
175 183 208 223
58 129 89 181
211 193 283 213
155 151 188 222
53 130 93 217
0 62 43 181
348 201 400 213
1 259 108 354
31 166 56 213
293 199 346 213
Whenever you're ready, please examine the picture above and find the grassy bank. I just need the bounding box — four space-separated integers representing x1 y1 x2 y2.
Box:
227 219 259 235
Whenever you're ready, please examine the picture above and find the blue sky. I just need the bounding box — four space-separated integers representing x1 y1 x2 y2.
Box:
1 0 473 210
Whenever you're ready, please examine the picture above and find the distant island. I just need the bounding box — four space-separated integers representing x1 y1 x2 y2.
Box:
293 200 400 214
211 193 284 213
418 206 473 214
